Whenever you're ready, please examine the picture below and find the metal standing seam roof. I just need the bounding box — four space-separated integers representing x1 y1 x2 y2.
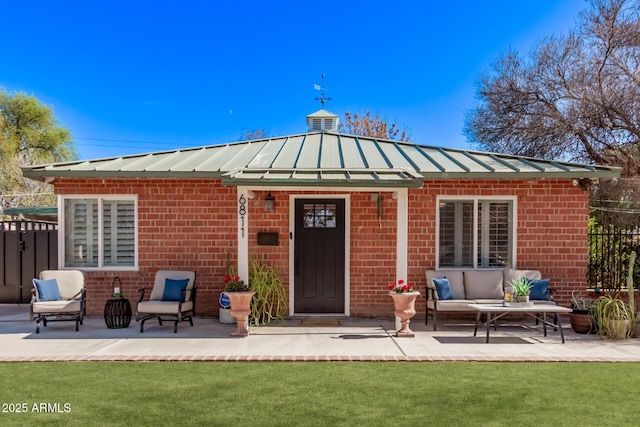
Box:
21 131 621 187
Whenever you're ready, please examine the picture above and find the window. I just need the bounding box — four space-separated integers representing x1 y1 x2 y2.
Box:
303 203 336 228
61 196 137 269
437 197 515 269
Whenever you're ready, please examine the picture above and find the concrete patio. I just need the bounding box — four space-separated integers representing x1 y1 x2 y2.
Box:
1 304 638 362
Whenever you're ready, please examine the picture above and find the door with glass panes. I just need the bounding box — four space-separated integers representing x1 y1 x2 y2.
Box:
294 199 345 313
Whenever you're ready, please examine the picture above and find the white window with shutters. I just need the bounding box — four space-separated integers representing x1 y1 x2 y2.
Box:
60 195 138 270
436 196 516 269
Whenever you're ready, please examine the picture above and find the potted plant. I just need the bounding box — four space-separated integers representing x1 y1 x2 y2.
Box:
223 274 255 337
248 256 287 327
592 294 634 339
388 279 420 337
509 277 532 303
569 291 595 334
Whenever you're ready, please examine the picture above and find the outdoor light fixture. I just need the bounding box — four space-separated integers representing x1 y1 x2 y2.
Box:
265 191 275 212
572 178 588 191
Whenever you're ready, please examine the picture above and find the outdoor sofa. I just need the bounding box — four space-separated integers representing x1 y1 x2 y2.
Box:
425 269 556 330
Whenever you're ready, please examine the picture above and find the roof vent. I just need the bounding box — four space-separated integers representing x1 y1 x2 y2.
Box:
306 109 339 132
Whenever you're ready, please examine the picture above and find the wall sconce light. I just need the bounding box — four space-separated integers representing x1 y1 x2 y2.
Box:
265 191 275 212
571 178 588 191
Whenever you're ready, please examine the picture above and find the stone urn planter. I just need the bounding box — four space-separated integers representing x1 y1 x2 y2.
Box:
389 291 420 337
226 291 256 337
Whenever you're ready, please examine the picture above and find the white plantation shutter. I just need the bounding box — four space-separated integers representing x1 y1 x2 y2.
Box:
438 201 473 268
477 201 513 268
63 196 137 269
64 199 99 268
438 198 514 269
103 201 135 266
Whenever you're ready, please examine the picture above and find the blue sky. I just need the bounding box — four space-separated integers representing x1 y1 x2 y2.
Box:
1 1 587 160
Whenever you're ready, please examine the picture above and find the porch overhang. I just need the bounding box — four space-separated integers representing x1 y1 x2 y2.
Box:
221 168 425 188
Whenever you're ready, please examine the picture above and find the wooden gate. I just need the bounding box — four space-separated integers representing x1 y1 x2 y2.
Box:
0 221 58 303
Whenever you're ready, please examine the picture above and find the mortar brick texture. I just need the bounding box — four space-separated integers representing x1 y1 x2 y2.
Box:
54 178 587 317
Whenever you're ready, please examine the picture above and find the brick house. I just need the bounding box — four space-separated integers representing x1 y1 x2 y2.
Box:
22 110 620 318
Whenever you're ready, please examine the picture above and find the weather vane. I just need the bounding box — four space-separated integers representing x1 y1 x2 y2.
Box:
313 73 331 109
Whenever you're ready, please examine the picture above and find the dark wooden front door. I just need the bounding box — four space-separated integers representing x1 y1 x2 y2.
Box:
294 199 345 313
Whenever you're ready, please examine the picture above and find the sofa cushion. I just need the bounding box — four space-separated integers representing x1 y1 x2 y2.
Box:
473 299 506 305
432 278 453 300
530 279 550 300
34 279 61 302
464 270 504 299
426 271 464 299
504 268 541 286
428 299 477 311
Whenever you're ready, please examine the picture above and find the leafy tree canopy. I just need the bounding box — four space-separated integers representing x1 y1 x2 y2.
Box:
1 91 76 209
237 128 269 141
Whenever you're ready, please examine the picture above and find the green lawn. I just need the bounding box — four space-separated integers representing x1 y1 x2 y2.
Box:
0 362 636 426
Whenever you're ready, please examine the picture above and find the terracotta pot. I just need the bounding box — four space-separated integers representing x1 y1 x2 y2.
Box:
389 292 420 337
227 291 256 337
632 322 640 338
569 312 591 334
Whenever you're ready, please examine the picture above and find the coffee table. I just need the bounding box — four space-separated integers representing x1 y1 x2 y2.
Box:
467 303 572 343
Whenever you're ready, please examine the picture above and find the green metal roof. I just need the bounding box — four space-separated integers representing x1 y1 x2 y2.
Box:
22 131 621 187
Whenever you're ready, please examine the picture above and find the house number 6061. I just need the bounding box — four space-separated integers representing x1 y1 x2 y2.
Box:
239 194 247 237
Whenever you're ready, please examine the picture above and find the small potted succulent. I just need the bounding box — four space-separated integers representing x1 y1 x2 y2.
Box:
509 277 532 303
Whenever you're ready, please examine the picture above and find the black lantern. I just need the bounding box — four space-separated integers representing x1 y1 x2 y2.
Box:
265 191 275 212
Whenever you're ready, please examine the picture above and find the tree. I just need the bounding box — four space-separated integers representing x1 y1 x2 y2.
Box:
0 91 76 209
237 128 269 141
339 111 411 141
464 0 640 177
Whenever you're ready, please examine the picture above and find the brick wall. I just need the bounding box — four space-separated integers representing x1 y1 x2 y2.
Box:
54 177 588 318
406 179 589 317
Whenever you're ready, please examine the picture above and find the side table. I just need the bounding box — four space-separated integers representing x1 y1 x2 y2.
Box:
104 298 132 329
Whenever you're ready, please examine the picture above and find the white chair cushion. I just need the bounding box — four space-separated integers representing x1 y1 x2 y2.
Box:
138 300 193 315
149 270 196 301
39 270 84 300
32 300 82 314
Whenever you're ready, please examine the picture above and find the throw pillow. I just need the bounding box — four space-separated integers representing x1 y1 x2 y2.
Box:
34 278 61 302
162 278 190 302
432 277 453 300
529 279 550 300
